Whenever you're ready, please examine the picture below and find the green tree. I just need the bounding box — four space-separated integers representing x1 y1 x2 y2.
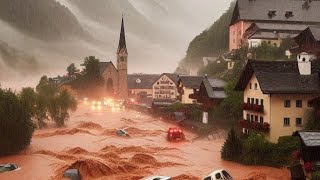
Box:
242 133 273 165
34 95 48 128
36 75 77 127
198 58 228 78
48 90 77 127
67 63 77 77
20 87 37 115
220 80 243 124
70 56 104 98
36 75 57 97
221 128 243 161
0 88 35 156
81 56 100 77
20 87 48 128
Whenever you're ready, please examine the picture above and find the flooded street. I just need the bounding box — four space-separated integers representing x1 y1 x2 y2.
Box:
0 104 290 180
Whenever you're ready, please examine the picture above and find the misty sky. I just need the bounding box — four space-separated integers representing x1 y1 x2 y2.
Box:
0 0 233 89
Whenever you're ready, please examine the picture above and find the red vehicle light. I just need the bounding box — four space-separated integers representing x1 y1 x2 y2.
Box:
169 130 173 133
174 129 177 132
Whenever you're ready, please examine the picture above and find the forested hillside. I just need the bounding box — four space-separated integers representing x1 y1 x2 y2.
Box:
176 1 235 72
67 0 161 43
0 0 87 40
0 41 39 73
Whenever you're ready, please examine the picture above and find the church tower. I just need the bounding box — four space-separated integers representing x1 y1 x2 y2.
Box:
117 17 128 99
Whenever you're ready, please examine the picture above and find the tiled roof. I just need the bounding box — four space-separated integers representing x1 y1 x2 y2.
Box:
297 131 320 147
249 31 298 40
128 74 160 89
232 0 320 25
309 26 320 41
99 62 117 74
160 73 180 85
203 78 226 99
253 23 308 31
208 78 226 88
235 59 320 94
178 76 204 89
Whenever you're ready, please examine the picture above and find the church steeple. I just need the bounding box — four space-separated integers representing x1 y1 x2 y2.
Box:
116 16 128 99
117 16 127 54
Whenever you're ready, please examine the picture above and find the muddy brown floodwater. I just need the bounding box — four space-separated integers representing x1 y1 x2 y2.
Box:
0 104 290 180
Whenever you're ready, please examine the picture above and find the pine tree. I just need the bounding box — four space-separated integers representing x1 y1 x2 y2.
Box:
221 128 242 161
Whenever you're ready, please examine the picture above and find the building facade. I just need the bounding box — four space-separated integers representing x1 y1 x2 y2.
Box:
128 74 159 103
230 0 320 51
243 23 306 48
153 73 179 100
236 59 320 143
177 76 204 104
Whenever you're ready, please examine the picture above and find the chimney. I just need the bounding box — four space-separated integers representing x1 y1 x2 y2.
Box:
297 52 315 75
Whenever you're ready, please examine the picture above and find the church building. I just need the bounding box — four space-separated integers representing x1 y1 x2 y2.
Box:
99 17 128 99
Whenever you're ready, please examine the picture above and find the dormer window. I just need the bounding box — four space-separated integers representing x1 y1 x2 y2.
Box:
285 11 293 18
303 1 311 10
268 10 276 18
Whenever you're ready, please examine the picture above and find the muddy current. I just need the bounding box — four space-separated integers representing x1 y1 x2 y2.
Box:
0 104 290 180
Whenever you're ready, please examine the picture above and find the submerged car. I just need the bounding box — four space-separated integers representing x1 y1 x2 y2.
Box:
64 169 81 180
143 176 171 180
203 169 233 180
116 129 130 137
0 163 19 173
167 127 185 142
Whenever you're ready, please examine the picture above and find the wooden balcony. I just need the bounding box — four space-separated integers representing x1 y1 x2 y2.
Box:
240 119 270 132
242 102 264 113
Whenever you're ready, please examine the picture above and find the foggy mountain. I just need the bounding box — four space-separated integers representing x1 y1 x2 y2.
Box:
0 0 232 89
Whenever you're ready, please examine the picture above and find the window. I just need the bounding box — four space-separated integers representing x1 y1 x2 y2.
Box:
215 173 222 179
251 115 254 122
284 100 291 108
255 99 259 105
239 30 242 35
247 98 250 103
296 100 302 108
233 39 235 43
254 83 258 90
233 31 235 35
255 116 258 122
260 99 264 106
157 82 160 85
296 118 302 126
251 98 254 104
260 117 264 123
247 114 250 121
308 101 313 107
222 170 232 179
284 118 290 126
249 83 252 89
